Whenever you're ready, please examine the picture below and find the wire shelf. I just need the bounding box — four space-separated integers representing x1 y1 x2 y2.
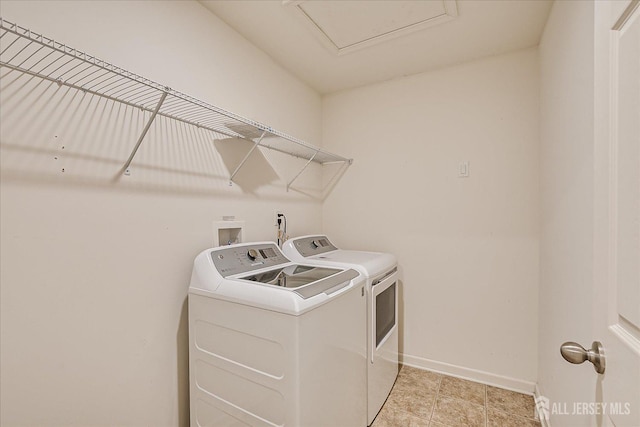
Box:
0 18 352 185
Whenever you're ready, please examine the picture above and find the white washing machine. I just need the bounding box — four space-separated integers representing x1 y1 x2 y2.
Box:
188 241 367 427
282 236 399 426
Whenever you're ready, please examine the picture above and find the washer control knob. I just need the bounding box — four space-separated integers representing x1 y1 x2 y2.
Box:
312 240 321 248
247 249 258 261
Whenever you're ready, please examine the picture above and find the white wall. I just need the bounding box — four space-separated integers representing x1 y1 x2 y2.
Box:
322 48 540 390
538 1 596 425
0 2 324 426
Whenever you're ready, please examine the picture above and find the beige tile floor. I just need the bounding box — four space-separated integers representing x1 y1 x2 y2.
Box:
372 365 541 427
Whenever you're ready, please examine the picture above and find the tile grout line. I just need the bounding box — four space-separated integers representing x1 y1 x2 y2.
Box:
485 384 488 427
391 366 443 425
428 373 442 425
431 391 486 408
431 373 490 427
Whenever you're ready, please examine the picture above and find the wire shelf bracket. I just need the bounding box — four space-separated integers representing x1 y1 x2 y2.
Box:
287 150 318 191
0 18 353 187
122 90 168 176
228 130 267 185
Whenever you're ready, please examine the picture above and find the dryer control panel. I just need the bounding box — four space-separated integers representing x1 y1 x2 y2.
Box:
292 235 338 257
210 243 290 277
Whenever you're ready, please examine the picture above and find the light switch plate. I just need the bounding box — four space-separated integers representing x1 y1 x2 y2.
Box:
459 161 470 178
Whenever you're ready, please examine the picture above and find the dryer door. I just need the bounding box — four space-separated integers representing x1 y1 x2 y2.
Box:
368 268 400 424
371 269 398 363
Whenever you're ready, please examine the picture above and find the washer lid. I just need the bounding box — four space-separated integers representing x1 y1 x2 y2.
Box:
234 267 360 300
238 265 343 288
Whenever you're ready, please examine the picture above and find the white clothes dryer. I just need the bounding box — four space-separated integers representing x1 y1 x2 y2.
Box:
188 241 367 427
282 235 399 425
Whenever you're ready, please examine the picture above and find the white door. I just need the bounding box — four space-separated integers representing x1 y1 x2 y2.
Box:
592 0 640 425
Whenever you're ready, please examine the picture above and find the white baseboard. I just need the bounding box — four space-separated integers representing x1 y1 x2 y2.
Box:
400 352 537 396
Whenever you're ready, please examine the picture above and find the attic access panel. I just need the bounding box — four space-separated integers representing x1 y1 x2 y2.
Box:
284 0 458 55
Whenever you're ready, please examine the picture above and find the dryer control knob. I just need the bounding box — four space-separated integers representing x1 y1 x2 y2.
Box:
247 249 258 261
312 240 321 248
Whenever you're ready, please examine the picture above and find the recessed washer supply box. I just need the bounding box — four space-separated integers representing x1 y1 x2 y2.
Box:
214 220 244 246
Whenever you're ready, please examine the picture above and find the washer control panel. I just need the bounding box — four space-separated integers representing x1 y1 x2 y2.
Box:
293 235 338 257
210 243 290 277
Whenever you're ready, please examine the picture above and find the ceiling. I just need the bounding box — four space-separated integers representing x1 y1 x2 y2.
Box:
200 0 553 94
